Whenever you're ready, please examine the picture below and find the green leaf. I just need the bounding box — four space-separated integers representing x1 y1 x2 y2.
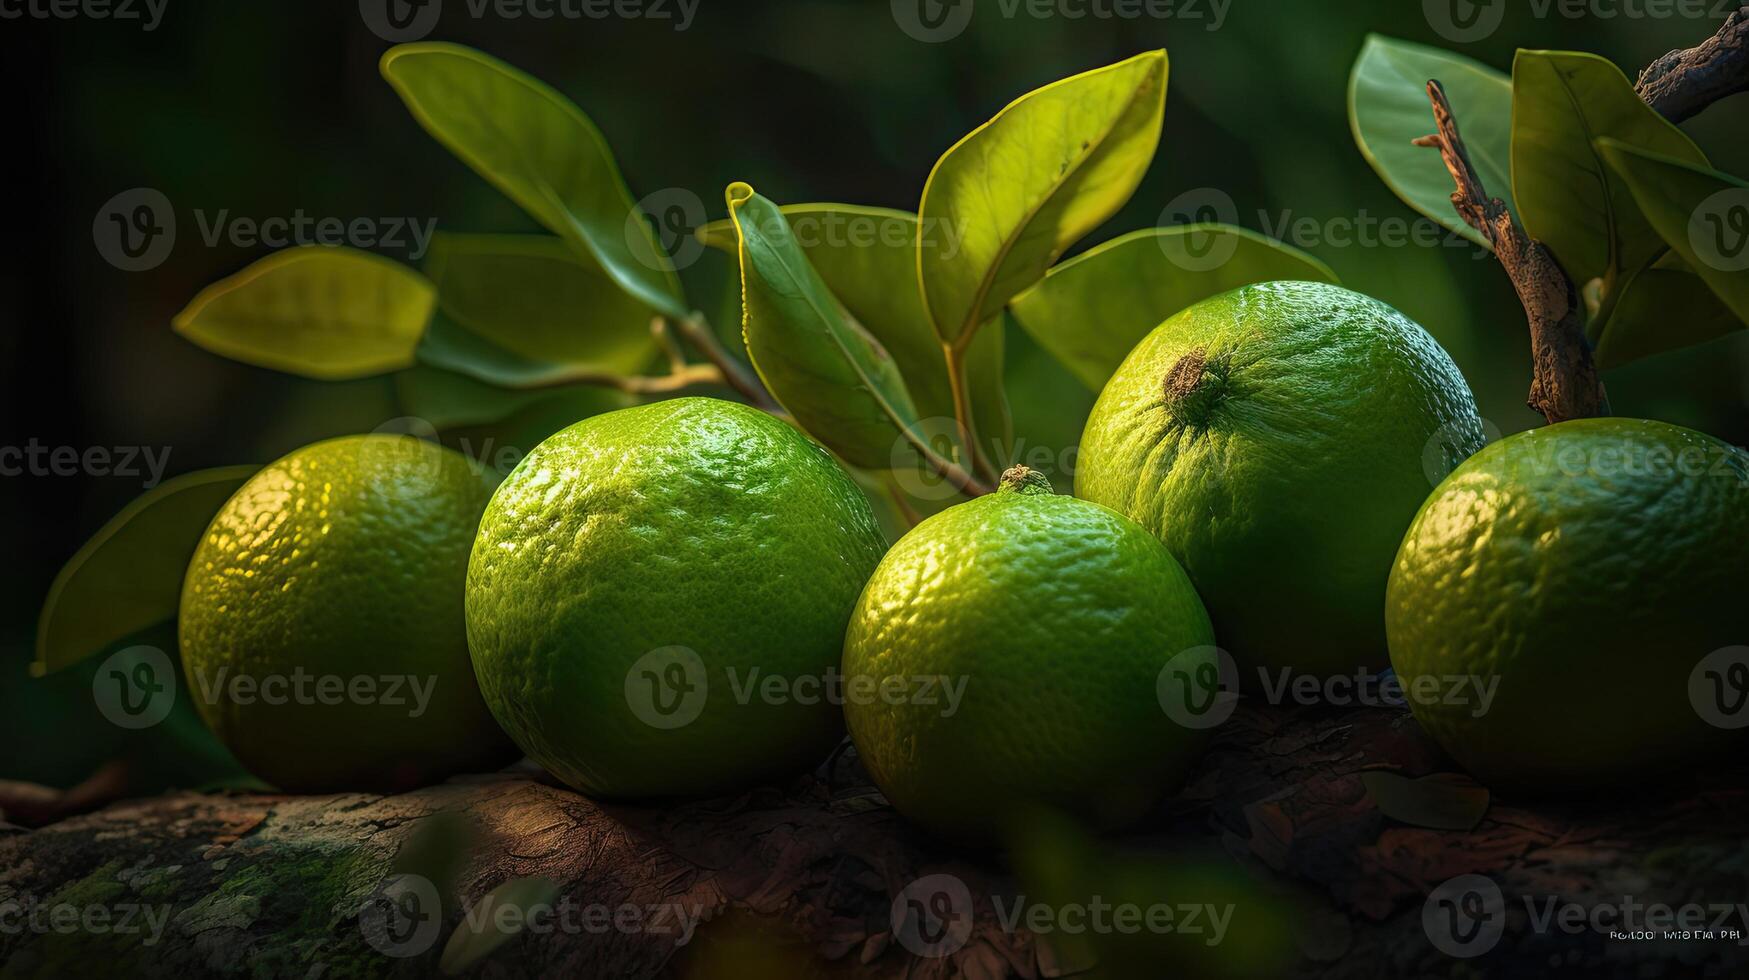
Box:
726 183 921 470
1009 226 1338 390
174 247 433 380
701 204 1010 459
423 233 658 376
438 877 561 976
1512 50 1709 298
1349 35 1511 250
396 364 630 431
1360 771 1490 831
1596 140 1749 360
415 312 578 389
35 466 258 677
917 50 1167 344
380 42 685 319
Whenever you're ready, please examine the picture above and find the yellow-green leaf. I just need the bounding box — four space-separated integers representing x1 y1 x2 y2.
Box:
701 204 1010 460
727 184 921 469
1512 50 1709 293
1009 226 1337 390
35 466 258 677
918 50 1167 344
380 42 685 319
1349 35 1511 250
174 247 433 380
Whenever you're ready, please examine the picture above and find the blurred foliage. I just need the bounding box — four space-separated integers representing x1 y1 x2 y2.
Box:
5 1 1747 788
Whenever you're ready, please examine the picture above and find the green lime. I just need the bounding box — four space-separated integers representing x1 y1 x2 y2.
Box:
843 466 1216 843
465 397 886 799
179 434 515 792
1076 281 1484 676
1388 418 1749 787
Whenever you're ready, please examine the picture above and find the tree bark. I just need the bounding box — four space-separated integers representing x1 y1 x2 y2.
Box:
4 702 1747 978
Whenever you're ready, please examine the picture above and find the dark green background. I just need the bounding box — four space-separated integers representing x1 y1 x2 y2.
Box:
4 0 1746 790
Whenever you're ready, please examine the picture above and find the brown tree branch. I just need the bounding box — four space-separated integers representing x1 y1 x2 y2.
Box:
1413 81 1608 424
1635 4 1749 124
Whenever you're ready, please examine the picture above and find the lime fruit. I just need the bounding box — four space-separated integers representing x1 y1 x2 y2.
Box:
465 397 886 799
1387 418 1749 787
843 466 1216 843
1076 281 1484 676
179 434 515 792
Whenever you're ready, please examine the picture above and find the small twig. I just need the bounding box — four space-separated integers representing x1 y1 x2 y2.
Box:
519 360 727 395
650 317 689 374
1635 4 1749 123
670 314 782 414
942 343 1000 484
1414 81 1608 424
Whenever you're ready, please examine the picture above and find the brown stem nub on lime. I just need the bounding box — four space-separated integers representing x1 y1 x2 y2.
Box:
997 465 1055 496
1162 347 1230 428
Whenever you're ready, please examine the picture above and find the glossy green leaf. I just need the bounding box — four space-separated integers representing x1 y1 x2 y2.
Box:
174 247 433 380
438 877 561 976
1512 50 1709 297
1597 140 1749 359
380 42 685 319
424 233 657 376
726 184 921 470
1349 35 1511 249
34 466 258 677
918 50 1167 344
415 312 580 389
1009 225 1338 389
701 204 1010 459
